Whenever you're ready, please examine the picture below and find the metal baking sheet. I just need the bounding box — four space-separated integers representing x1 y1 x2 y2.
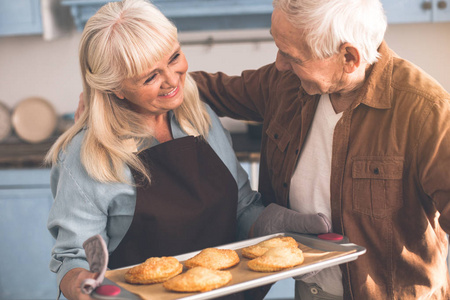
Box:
98 232 366 300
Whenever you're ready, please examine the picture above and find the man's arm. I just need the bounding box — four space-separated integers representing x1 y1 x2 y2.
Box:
190 63 280 122
417 98 450 232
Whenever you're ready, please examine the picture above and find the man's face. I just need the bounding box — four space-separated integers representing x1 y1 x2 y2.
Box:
271 9 345 96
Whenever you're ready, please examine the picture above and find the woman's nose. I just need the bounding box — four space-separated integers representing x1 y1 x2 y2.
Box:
275 51 292 71
162 68 178 88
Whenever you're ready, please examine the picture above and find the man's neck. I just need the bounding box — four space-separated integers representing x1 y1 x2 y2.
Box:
329 64 373 114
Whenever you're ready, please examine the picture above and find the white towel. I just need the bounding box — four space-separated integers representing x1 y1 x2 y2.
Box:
40 0 73 41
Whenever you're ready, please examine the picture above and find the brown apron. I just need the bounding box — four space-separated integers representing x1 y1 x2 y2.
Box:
109 136 238 268
109 136 269 299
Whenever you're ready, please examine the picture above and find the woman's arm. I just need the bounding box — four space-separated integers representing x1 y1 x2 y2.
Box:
47 131 135 298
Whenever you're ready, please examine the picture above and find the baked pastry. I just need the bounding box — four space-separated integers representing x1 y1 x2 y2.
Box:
163 266 232 292
247 246 304 272
124 257 183 284
241 236 299 259
185 248 239 270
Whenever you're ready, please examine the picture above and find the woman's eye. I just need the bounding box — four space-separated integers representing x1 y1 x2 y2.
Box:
170 53 180 63
144 74 157 84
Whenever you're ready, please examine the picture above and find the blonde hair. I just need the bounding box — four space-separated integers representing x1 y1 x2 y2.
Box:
273 0 387 64
46 0 211 184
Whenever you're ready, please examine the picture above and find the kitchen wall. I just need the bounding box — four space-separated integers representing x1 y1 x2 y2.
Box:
1 22 450 131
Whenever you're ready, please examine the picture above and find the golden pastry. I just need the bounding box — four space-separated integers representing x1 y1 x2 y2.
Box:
247 246 304 272
163 266 232 292
241 236 299 259
124 256 183 284
184 248 240 270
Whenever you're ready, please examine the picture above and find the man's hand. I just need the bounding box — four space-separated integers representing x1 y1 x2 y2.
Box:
252 203 331 237
60 268 97 300
74 92 85 122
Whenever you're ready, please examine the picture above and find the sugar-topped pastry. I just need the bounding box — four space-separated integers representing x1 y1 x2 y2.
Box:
247 246 304 272
163 267 232 292
185 248 240 270
241 236 299 259
124 256 183 284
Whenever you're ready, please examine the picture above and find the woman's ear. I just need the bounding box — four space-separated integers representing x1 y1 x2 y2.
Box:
340 43 361 74
113 91 125 100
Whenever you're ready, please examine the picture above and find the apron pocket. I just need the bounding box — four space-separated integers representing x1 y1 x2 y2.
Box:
352 156 404 219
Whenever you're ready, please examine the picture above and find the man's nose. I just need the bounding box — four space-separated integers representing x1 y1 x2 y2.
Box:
275 51 291 71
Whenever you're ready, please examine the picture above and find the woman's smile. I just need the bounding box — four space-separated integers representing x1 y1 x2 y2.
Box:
159 85 179 98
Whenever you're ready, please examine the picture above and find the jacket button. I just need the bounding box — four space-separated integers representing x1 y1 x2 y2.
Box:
311 287 318 295
283 182 288 188
373 168 380 175
295 149 299 155
274 133 279 139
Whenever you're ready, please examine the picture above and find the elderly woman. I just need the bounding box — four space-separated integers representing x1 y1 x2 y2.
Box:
44 0 266 298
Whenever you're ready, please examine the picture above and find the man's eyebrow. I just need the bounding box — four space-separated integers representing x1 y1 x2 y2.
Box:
279 49 304 65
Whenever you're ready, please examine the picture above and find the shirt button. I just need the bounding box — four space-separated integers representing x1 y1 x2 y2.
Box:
311 287 319 295
283 182 288 188
274 133 279 139
373 168 380 175
295 149 299 155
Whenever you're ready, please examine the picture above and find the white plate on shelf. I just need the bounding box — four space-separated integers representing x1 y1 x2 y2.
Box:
0 101 11 142
11 97 57 143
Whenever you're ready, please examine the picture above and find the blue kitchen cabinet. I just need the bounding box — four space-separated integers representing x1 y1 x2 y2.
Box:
0 169 61 300
62 0 274 32
382 0 450 23
0 0 43 36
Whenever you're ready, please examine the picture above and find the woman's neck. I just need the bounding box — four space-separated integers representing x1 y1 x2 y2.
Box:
147 113 173 143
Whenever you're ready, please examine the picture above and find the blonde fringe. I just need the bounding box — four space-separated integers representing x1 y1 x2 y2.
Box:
45 74 210 185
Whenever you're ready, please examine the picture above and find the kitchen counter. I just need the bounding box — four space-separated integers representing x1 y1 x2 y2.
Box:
0 136 58 169
0 133 261 169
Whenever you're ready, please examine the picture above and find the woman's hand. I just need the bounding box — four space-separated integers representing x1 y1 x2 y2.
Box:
60 268 97 300
74 92 85 123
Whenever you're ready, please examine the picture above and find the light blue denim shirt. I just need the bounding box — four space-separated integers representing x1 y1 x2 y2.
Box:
47 104 264 287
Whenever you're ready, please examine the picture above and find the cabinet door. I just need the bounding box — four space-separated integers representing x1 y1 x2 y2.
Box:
382 0 432 23
0 0 42 36
0 188 59 300
433 0 450 22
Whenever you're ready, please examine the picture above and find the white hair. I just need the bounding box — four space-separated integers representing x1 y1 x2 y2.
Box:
272 0 387 64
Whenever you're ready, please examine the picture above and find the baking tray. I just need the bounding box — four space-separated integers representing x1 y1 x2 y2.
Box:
97 232 366 300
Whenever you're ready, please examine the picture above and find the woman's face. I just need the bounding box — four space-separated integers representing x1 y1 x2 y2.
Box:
114 42 188 117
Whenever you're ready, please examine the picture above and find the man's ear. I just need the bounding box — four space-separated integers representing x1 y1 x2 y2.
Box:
340 43 361 74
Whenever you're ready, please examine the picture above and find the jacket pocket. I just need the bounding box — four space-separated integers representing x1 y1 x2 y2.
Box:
352 156 404 219
265 121 291 175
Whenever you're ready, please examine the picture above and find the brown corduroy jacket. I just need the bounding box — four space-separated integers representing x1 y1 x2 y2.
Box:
192 41 450 299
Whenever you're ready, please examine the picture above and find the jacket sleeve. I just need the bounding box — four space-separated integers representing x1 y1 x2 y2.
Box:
416 97 450 233
190 63 281 122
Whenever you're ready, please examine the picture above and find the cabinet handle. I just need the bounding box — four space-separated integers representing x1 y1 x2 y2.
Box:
437 0 447 9
422 1 432 10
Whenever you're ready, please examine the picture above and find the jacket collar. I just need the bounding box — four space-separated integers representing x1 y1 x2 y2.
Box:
296 41 394 110
356 40 393 110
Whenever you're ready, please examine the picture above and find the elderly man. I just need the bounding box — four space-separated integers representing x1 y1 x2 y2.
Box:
192 0 450 299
